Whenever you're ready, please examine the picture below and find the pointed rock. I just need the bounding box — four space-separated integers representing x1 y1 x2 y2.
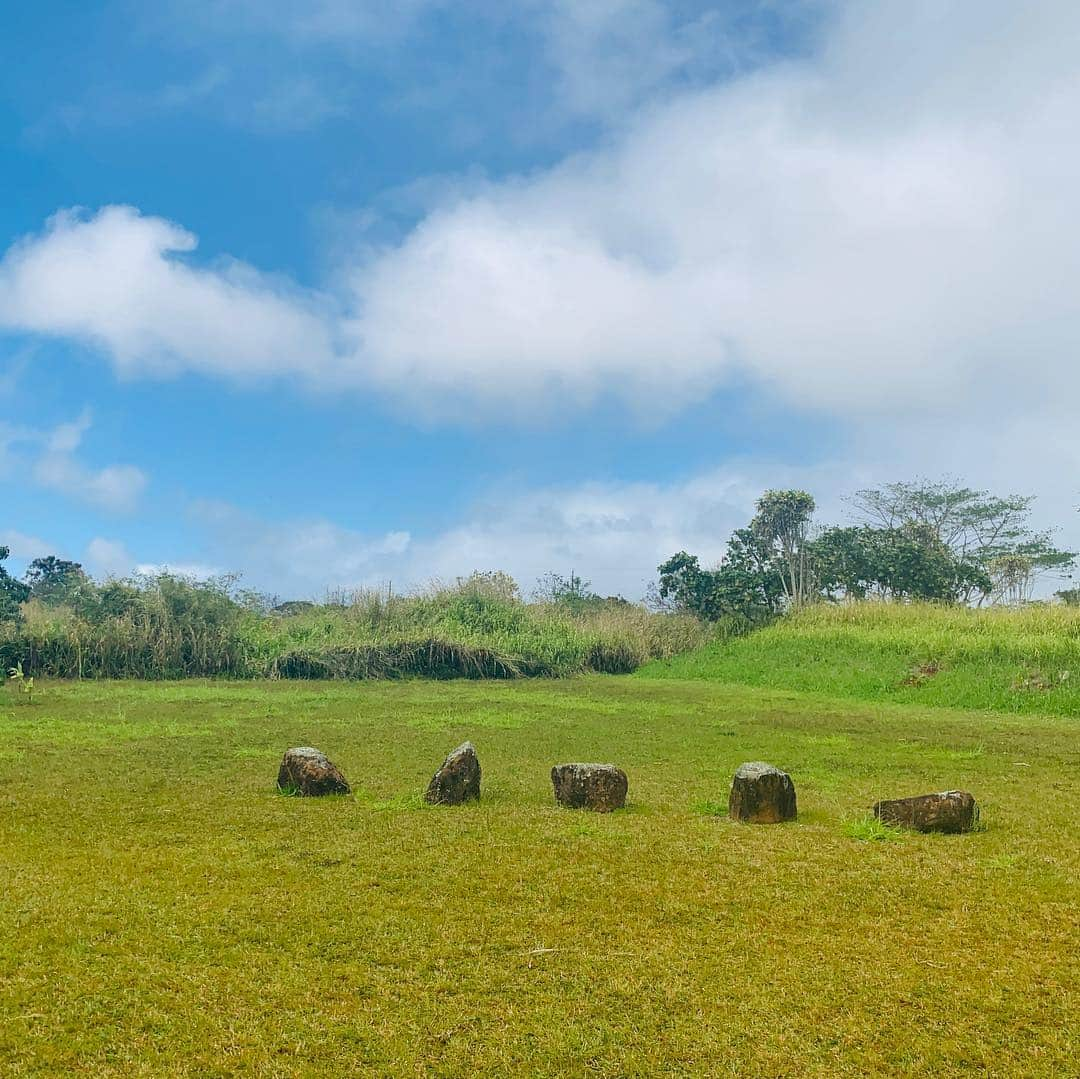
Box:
729 762 797 823
551 763 627 812
874 790 979 833
277 747 351 796
425 741 481 805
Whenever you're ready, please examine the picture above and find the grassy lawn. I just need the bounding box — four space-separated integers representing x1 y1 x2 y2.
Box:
0 678 1076 1076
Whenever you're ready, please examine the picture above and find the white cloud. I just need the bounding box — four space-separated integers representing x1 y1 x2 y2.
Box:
0 411 147 513
530 0 734 119
0 206 336 382
86 426 1080 601
189 499 411 596
34 457 147 514
181 461 861 599
3 0 1080 435
349 1 1080 417
85 537 135 578
0 529 55 563
84 537 224 581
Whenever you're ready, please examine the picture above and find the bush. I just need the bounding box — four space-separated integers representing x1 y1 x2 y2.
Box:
0 574 708 680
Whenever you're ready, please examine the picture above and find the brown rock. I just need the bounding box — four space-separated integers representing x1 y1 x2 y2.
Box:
551 763 627 812
873 790 979 833
277 747 351 796
424 741 481 805
728 762 797 823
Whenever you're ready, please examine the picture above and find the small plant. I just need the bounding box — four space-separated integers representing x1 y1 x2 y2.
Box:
7 661 34 704
843 814 903 842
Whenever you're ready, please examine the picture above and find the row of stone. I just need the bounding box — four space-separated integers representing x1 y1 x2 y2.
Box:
277 744 980 833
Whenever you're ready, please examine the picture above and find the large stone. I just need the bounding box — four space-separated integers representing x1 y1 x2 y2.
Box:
277 747 351 796
728 762 797 823
551 763 627 812
873 790 979 834
424 741 481 805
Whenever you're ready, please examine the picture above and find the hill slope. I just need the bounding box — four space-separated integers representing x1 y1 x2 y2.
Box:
639 602 1080 716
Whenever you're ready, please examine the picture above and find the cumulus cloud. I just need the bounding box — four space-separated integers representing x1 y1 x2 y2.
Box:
351 0 1080 416
0 206 336 381
3 1 1080 427
0 411 147 513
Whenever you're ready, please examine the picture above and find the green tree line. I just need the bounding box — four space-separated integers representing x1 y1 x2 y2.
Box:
656 479 1077 623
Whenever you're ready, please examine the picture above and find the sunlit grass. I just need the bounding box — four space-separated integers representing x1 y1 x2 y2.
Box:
0 677 1075 1075
842 814 904 842
640 600 1080 716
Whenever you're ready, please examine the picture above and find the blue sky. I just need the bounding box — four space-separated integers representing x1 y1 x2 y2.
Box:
2 1 1078 599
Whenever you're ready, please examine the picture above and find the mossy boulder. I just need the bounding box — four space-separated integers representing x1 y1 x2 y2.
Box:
277 747 351 796
424 741 481 805
874 790 978 833
551 763 627 811
729 762 797 823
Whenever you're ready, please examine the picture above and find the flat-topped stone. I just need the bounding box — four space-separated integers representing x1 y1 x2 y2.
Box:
425 741 481 805
729 761 797 823
551 763 627 812
874 790 979 833
277 747 351 796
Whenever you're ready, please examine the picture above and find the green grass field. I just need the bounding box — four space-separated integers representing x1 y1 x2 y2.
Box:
1 677 1076 1076
641 601 1080 716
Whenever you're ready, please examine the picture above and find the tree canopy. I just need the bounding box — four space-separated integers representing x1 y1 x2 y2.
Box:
658 478 1074 622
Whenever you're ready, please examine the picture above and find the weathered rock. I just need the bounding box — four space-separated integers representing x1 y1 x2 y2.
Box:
728 762 797 823
424 741 481 805
277 747 351 796
551 763 627 812
873 790 979 834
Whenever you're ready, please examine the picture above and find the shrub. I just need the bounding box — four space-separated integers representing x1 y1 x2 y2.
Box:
0 573 708 680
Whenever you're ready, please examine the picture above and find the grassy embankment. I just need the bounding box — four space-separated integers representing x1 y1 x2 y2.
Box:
0 676 1076 1076
1 584 706 680
641 600 1080 716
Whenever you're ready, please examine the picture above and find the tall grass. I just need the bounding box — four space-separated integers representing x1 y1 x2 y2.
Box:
0 577 707 681
640 599 1080 715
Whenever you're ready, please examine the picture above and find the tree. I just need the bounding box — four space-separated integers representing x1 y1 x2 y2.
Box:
751 490 817 609
718 527 787 616
847 480 1031 556
656 552 719 619
0 547 31 622
810 526 878 600
847 479 1075 602
533 571 597 608
872 523 991 602
657 529 785 624
25 556 91 607
987 554 1036 606
813 523 991 603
